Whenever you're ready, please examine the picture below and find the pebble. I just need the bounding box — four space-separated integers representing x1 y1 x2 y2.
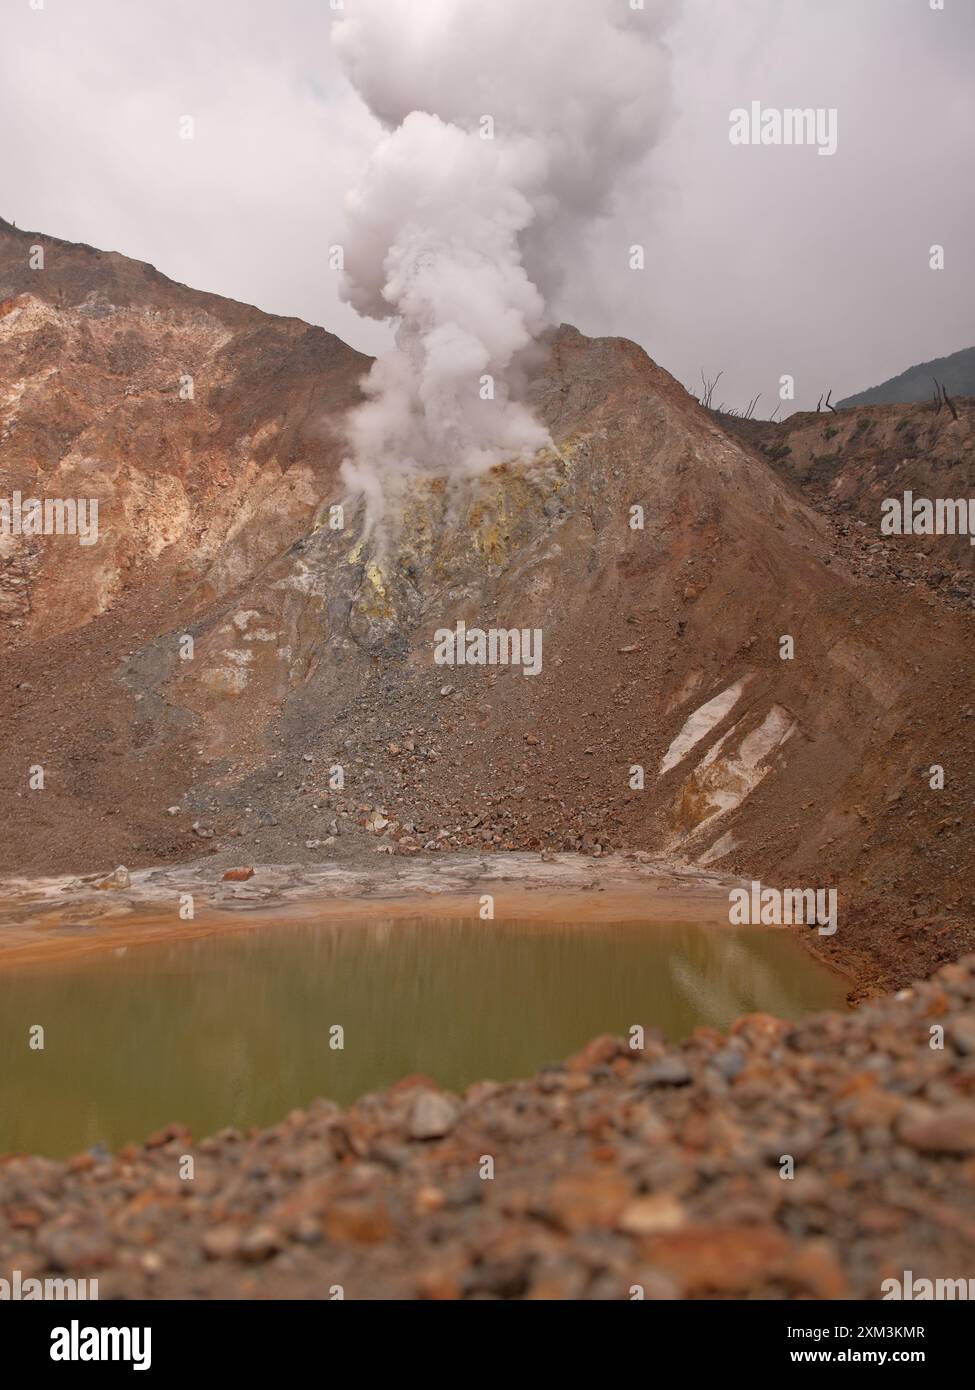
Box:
408 1092 459 1140
617 1194 688 1236
201 1226 241 1260
947 1016 975 1055
637 1057 692 1086
94 865 130 891
897 1104 975 1154
239 1225 282 1262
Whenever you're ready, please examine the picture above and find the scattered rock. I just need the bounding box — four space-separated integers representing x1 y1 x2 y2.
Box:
617 1194 688 1236
201 1226 242 1260
638 1057 692 1086
239 1225 282 1262
408 1091 459 1140
947 1016 975 1055
93 865 130 891
897 1104 975 1154
2 948 974 1301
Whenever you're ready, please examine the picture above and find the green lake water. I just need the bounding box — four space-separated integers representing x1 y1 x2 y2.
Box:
0 918 845 1157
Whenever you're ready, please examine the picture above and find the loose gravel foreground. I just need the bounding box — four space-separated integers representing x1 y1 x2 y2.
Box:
2 954 974 1300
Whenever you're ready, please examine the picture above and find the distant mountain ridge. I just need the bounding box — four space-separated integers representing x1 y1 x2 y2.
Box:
838 344 975 407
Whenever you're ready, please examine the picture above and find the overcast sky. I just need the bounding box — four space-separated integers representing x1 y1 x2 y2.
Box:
1 0 972 414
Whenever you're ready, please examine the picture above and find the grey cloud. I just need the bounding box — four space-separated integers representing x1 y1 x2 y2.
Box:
1 0 971 414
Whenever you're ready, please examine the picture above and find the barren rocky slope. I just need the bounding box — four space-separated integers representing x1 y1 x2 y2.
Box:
721 400 975 583
1 218 974 994
2 222 975 1302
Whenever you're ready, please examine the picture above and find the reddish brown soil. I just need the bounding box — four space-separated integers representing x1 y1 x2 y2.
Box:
1 216 973 1001
2 220 975 1303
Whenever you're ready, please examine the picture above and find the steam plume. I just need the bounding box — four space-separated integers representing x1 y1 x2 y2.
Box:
331 0 675 532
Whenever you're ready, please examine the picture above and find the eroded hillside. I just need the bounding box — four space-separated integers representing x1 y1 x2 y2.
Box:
1 219 973 992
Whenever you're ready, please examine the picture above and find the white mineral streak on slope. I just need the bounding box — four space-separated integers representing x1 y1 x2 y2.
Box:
201 645 254 696
659 678 750 775
698 830 738 867
680 705 798 837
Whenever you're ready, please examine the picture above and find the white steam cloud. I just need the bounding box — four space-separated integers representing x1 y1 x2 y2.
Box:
331 0 675 531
